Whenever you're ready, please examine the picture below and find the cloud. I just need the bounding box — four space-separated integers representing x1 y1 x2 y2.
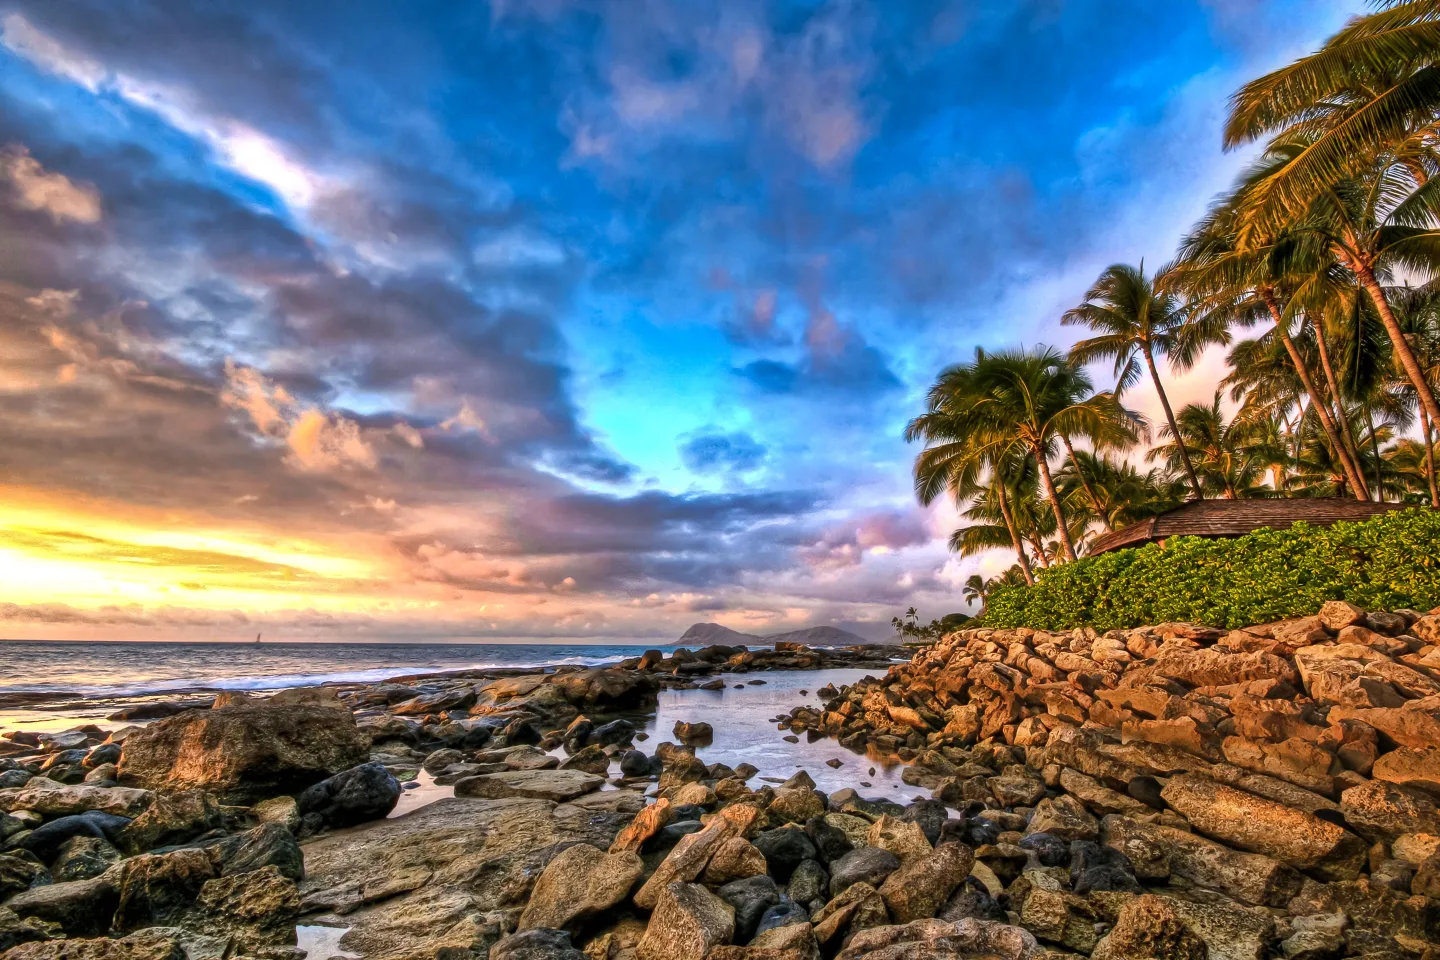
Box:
221 360 377 473
0 146 101 223
678 429 766 474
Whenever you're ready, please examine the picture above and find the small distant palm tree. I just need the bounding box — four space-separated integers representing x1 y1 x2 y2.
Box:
961 575 987 607
1063 263 1212 500
1149 391 1267 499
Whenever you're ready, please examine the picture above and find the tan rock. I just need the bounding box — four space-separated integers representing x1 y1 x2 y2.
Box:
1100 815 1301 907
701 837 768 885
1090 894 1205 960
634 818 737 909
635 882 733 960
1339 778 1440 840
517 843 642 931
1159 774 1366 880
811 881 888 947
878 841 974 923
866 814 932 863
1371 746 1440 794
610 798 673 853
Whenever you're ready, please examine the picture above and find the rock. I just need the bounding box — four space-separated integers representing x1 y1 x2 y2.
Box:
517 843 642 932
939 877 1008 922
829 846 901 897
0 929 188 960
117 703 368 803
4 874 119 937
673 721 714 743
1101 815 1300 906
1339 778 1440 840
1070 840 1141 894
1279 913 1346 960
878 840 974 923
1371 745 1440 793
610 798 673 853
786 858 828 907
299 797 629 958
803 816 853 863
557 745 611 775
671 782 716 807
810 881 888 947
1317 601 1365 631
1018 833 1069 867
297 760 401 830
1090 894 1206 960
253 795 300 832
21 811 131 862
866 814 932 862
635 881 734 960
634 818 737 909
0 854 50 899
1025 795 1099 842
716 875 781 942
0 780 152 819
992 765 1047 807
1160 774 1365 879
193 865 300 949
112 847 215 931
209 822 304 879
1392 831 1440 865
117 789 222 854
767 788 824 824
0 907 52 953
489 928 586 960
1414 851 1440 898
453 769 605 802
1161 897 1275 960
619 750 650 777
52 836 122 882
702 837 769 885
1018 888 1098 953
835 918 1039 960
591 719 638 747
751 827 819 882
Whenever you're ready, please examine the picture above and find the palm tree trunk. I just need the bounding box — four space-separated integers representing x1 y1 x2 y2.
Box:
1423 405 1439 508
1365 407 1384 501
1261 292 1370 502
1032 443 1078 561
1142 344 1203 500
1028 535 1050 568
994 478 1035 586
1348 256 1440 427
1059 434 1113 532
1309 315 1370 497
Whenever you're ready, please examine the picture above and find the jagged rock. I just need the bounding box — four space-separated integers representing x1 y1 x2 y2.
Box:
0 929 188 960
811 881 888 947
112 847 215 931
1371 745 1440 794
702 837 769 885
751 827 819 882
878 840 974 923
557 744 611 775
829 845 901 897
673 721 714 742
52 836 122 882
116 789 222 854
3 873 119 937
1018 887 1099 953
516 843 642 931
193 865 300 948
866 814 932 862
0 854 51 898
634 818 738 909
117 703 368 803
1025 795 1098 842
1090 895 1206 960
1160 774 1365 879
208 821 304 879
939 877 1008 922
835 918 1038 960
1339 778 1440 840
0 906 53 953
635 881 734 960
610 798 673 853
1279 913 1345 960
767 788 824 824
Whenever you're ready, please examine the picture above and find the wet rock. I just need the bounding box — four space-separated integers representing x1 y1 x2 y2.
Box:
590 719 638 747
1160 774 1366 879
751 827 818 882
878 840 974 923
636 881 734 960
673 721 714 743
716 875 781 942
117 703 368 803
1090 894 1206 960
297 760 401 830
517 843 642 932
453 769 605 802
489 928 586 960
619 750 650 777
828 845 901 898
557 744 610 775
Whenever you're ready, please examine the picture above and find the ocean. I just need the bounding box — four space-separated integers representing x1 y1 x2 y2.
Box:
0 639 673 703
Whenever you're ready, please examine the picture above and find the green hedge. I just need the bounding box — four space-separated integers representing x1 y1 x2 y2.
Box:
983 507 1440 630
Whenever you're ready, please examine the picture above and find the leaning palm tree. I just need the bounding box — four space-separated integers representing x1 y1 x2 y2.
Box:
1063 263 1212 500
945 453 1051 583
908 347 1140 562
1148 391 1267 499
1224 1 1440 226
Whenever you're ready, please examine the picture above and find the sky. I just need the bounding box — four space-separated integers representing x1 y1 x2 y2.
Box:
0 0 1358 644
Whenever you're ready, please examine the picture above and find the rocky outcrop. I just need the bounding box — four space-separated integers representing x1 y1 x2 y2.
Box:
117 702 369 803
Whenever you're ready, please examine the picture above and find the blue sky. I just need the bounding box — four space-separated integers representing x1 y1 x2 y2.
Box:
0 0 1356 641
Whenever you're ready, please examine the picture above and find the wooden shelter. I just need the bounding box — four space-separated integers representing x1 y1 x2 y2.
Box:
1086 498 1414 556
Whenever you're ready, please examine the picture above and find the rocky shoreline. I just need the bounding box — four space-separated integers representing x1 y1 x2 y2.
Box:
1 621 1438 959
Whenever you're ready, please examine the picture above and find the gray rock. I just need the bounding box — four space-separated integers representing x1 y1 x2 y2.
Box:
297 761 401 830
4 873 119 937
52 836 122 882
717 875 781 942
22 812 131 863
489 928 585 960
452 769 605 802
829 845 900 897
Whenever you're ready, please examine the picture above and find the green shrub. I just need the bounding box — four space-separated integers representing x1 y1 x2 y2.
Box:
983 507 1440 630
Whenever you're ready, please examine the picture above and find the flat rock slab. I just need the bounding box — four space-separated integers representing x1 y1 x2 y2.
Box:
300 797 629 960
452 769 605 802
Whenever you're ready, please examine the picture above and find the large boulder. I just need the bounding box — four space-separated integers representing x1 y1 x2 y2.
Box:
0 929 188 960
1090 895 1207 960
635 882 734 960
516 843 642 932
0 780 151 819
296 761 400 830
117 703 368 803
878 841 974 923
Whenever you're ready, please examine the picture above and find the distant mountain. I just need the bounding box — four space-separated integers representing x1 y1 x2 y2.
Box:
676 622 886 647
677 623 762 646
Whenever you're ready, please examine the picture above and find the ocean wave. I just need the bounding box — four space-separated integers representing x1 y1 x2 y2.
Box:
0 653 631 701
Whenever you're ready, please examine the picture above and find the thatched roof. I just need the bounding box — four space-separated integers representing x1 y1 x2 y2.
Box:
1087 498 1415 556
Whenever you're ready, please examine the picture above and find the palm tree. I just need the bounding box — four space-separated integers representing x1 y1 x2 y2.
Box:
908 347 1140 562
1224 1 1440 226
1168 164 1373 499
961 575 987 608
1063 263 1212 500
1148 391 1268 499
944 452 1050 583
